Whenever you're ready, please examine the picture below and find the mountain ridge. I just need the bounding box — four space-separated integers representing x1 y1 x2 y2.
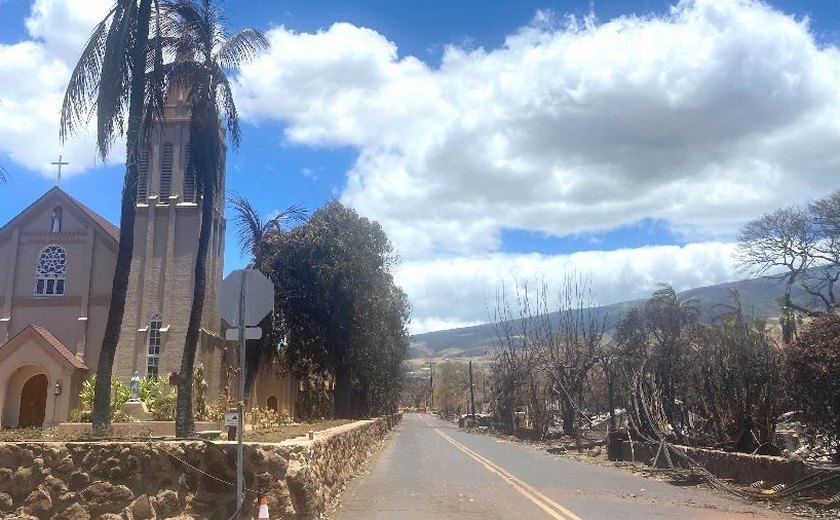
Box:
408 274 794 359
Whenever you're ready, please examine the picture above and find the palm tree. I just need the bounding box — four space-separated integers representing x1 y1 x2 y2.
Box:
229 194 305 396
645 283 698 441
60 0 164 433
229 194 305 271
165 0 269 437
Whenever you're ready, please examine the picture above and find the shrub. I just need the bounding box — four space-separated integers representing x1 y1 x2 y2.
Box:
112 410 137 423
203 395 235 422
786 313 840 461
251 407 293 430
139 376 161 403
142 384 177 421
76 375 131 419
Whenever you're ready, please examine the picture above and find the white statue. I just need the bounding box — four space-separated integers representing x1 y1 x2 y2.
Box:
51 207 62 233
130 371 141 401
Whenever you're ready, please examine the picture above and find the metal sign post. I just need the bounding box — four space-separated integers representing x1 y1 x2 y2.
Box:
236 271 246 519
217 268 275 519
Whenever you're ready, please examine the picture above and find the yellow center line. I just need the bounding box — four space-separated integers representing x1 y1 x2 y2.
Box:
425 418 583 520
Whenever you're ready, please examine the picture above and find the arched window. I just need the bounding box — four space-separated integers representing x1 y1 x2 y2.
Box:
160 143 173 202
267 396 278 412
137 149 149 201
183 143 197 203
51 206 62 233
146 313 163 378
35 245 67 296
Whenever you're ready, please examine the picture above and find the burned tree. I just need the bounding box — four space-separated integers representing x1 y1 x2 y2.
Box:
786 313 840 462
737 191 840 343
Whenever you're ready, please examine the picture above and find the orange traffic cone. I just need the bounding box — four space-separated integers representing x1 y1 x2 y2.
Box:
257 496 270 519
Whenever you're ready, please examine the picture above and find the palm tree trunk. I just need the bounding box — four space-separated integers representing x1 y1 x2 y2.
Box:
176 174 214 437
91 0 152 435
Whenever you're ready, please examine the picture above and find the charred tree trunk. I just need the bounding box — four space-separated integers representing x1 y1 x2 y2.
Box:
562 401 575 436
334 358 354 418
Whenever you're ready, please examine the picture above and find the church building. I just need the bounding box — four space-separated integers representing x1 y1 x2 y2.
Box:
0 93 296 428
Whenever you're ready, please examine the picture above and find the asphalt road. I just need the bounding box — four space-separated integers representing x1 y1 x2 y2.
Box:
335 413 786 520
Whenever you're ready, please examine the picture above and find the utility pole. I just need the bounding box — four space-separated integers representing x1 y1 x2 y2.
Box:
428 361 436 411
469 360 476 419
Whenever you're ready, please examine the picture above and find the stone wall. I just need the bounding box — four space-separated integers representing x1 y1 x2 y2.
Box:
615 441 811 486
0 414 401 519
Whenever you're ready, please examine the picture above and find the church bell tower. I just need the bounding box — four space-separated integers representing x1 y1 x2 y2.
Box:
113 89 226 394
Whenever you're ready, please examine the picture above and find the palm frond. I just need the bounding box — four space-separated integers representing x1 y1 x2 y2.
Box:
60 8 114 146
162 0 212 61
95 0 138 159
265 205 307 233
229 193 263 258
218 28 269 69
215 72 240 147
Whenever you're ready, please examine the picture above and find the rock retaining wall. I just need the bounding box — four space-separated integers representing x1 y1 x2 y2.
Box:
616 441 811 485
0 414 401 519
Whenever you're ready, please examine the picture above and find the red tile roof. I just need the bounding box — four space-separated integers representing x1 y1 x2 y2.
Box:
0 325 88 369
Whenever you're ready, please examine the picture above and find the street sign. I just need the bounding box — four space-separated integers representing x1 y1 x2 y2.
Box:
225 327 262 341
216 269 275 327
224 411 239 427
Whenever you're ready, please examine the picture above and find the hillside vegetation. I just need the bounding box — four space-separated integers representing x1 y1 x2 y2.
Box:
409 274 795 359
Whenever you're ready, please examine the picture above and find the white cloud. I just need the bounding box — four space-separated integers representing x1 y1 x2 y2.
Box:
235 0 840 261
0 0 115 177
396 242 740 334
5 0 839 334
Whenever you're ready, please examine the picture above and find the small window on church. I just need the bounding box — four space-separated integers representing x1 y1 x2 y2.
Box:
137 149 149 201
35 245 67 296
51 206 62 233
146 313 163 378
160 143 173 202
183 144 197 203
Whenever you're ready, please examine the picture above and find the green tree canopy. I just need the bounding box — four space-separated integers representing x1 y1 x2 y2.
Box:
269 201 410 418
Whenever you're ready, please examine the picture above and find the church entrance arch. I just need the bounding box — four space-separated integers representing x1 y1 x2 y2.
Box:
3 365 49 428
19 374 47 428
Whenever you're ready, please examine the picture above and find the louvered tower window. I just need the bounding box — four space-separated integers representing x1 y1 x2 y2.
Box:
183 143 197 203
160 143 173 202
137 149 149 201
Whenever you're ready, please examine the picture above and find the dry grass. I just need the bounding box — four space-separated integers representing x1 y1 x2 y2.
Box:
0 427 80 442
0 419 356 443
238 419 354 443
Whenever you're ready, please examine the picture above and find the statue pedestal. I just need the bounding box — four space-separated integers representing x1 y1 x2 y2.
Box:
120 400 152 421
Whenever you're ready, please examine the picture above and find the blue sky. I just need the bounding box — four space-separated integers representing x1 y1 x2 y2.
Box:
2 0 840 333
